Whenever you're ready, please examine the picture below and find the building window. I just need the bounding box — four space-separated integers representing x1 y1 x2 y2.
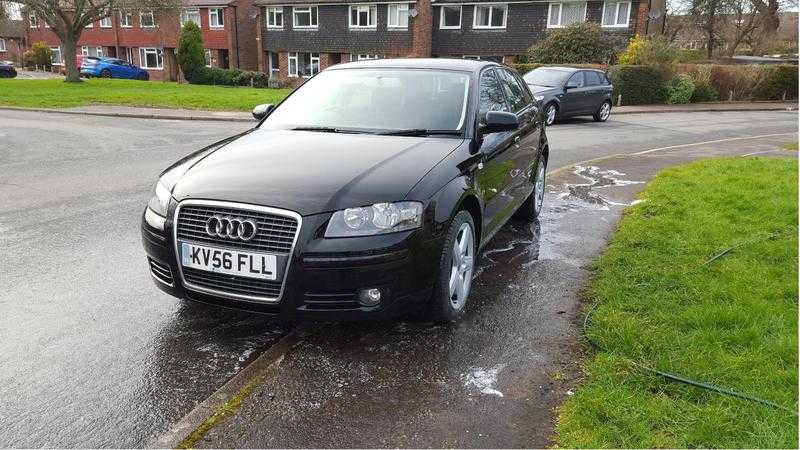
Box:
0 38 5 52
602 1 630 27
547 2 586 28
96 47 104 57
266 7 284 28
204 49 213 67
50 46 63 65
292 6 318 28
120 11 132 27
355 54 380 60
140 10 156 27
181 8 200 26
439 5 461 29
125 47 134 63
100 16 112 27
349 4 377 28
29 13 37 28
473 4 507 29
387 3 409 28
139 47 163 69
268 52 280 75
288 52 319 77
209 8 224 27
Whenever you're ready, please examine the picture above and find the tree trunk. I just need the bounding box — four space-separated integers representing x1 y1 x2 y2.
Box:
62 35 81 83
706 8 715 58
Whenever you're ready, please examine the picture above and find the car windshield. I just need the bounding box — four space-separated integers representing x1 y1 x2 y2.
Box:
523 69 571 87
261 68 471 134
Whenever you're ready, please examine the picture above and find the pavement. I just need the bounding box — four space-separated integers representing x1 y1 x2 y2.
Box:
0 100 795 123
0 109 796 447
191 134 797 449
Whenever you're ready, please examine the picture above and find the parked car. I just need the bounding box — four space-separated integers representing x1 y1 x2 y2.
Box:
523 67 613 126
0 61 17 78
141 59 548 322
81 57 149 80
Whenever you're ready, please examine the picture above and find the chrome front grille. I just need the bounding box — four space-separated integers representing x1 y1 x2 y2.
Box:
176 205 298 254
174 200 302 303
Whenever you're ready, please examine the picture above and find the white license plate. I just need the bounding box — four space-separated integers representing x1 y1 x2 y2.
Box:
180 242 277 281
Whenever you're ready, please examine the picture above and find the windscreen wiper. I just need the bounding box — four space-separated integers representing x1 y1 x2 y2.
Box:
379 129 463 137
291 126 368 134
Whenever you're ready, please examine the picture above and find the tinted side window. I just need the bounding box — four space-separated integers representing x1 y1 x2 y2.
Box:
479 69 510 117
585 71 603 86
567 72 585 88
496 68 528 112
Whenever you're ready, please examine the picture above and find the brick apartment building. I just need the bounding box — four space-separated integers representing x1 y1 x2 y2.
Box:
255 0 657 78
24 0 260 80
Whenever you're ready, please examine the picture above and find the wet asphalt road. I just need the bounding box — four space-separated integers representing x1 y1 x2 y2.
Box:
0 109 796 447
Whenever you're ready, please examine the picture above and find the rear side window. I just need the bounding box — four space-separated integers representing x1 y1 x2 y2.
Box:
479 69 510 117
496 68 530 112
584 71 604 86
567 72 585 88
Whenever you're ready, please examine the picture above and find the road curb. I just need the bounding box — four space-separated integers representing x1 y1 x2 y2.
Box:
0 106 253 122
0 102 794 122
147 329 305 449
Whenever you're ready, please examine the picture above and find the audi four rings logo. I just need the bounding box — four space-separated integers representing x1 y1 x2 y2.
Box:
205 215 259 241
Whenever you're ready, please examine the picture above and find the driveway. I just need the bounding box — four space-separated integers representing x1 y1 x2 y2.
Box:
0 109 795 447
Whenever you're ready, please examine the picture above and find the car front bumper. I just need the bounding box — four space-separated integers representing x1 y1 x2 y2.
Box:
141 204 442 321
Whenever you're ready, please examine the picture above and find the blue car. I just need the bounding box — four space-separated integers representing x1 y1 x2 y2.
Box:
81 57 149 80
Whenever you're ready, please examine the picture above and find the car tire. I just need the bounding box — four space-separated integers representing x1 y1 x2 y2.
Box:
515 153 547 221
544 103 558 126
593 101 612 122
100 69 111 78
429 210 477 323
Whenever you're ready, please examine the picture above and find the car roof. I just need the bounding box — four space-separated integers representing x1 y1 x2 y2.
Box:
329 58 501 73
533 66 604 73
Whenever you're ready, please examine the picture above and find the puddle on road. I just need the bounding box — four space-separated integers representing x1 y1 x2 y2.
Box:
556 165 644 210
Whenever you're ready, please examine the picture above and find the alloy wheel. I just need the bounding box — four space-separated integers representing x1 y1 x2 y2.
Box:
448 222 475 310
535 162 546 213
599 102 611 120
545 105 557 126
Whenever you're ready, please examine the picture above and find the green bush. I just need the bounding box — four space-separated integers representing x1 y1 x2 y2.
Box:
753 65 798 100
25 42 53 69
618 35 679 66
690 81 719 102
529 22 616 64
666 74 695 104
177 21 205 80
189 66 273 88
607 65 671 105
232 70 270 88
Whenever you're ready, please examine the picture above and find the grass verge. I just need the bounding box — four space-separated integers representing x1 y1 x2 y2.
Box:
0 78 291 111
555 157 798 448
783 141 799 151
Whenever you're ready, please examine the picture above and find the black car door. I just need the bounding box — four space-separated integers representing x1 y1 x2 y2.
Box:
584 71 610 113
560 71 586 115
496 68 540 205
476 68 518 240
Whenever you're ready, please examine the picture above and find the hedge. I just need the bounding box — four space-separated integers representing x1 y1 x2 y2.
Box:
509 62 607 75
188 66 270 88
606 65 671 105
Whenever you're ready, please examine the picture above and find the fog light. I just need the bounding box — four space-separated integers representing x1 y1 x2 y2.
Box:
359 288 382 306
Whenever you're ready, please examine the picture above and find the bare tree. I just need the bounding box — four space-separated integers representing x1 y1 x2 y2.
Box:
16 0 183 82
720 0 761 56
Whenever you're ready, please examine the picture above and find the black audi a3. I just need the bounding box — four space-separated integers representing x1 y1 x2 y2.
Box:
142 59 549 322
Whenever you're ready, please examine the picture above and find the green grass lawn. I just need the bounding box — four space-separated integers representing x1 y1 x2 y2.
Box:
556 157 798 448
0 78 291 111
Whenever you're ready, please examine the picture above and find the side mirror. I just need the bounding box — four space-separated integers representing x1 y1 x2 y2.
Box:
252 103 274 121
481 111 519 134
564 83 579 90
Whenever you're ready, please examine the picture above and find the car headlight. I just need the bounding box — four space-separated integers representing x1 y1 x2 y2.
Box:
325 201 423 237
147 180 172 218
534 94 544 101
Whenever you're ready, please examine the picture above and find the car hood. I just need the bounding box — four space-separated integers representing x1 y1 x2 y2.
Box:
527 84 561 95
171 129 465 216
